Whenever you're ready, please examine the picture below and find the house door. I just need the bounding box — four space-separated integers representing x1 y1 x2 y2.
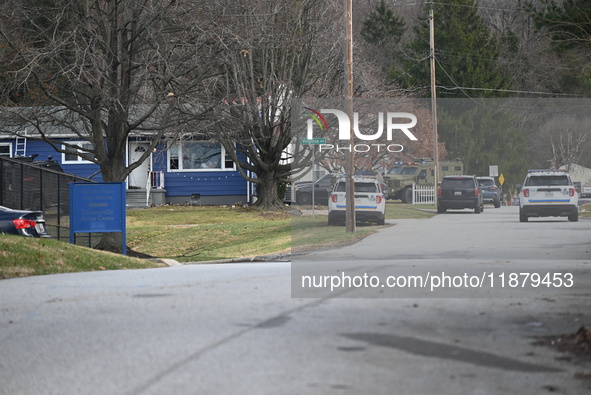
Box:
128 142 151 189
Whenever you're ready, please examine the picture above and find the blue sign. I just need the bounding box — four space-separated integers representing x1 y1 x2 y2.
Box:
70 182 126 255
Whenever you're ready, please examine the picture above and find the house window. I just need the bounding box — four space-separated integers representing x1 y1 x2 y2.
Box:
0 143 11 157
62 142 93 164
169 141 235 171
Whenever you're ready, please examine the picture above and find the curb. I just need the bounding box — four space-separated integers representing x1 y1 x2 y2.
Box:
151 253 292 267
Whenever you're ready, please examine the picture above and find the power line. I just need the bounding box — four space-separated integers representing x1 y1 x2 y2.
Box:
435 57 583 97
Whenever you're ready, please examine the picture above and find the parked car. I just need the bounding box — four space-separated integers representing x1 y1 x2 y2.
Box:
0 205 51 237
293 173 341 205
328 176 386 225
517 169 578 222
437 175 484 214
477 176 502 208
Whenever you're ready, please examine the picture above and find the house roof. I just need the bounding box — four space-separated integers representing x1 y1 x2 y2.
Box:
0 104 200 139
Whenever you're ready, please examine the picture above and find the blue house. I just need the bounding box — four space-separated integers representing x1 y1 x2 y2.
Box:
0 133 252 207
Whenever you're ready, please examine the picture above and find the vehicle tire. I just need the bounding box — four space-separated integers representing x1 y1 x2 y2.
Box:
401 187 412 204
437 205 446 214
568 212 579 222
297 193 312 206
494 199 501 208
377 215 385 226
519 210 528 222
474 203 481 214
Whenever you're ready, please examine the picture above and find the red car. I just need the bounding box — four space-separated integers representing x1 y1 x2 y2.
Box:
0 205 51 237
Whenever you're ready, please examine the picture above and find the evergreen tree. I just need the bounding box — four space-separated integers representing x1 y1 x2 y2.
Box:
393 0 509 98
527 0 591 94
360 0 405 46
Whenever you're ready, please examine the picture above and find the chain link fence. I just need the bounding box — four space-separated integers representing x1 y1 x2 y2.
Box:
0 156 95 243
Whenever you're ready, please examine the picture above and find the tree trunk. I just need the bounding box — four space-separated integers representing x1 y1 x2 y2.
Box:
252 170 286 210
95 232 123 254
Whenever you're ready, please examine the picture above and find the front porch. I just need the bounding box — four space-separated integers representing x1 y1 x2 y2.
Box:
126 188 167 209
126 170 166 208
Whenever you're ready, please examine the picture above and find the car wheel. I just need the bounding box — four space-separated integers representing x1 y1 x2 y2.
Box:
474 204 481 214
494 199 501 208
437 205 446 214
401 187 412 204
519 210 528 222
297 193 312 205
377 215 385 226
568 212 579 222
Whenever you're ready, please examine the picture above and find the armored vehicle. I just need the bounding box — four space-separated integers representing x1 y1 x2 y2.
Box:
383 159 463 203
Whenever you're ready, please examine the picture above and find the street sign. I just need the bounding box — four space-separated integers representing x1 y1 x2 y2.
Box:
499 173 505 185
301 138 326 145
489 165 499 177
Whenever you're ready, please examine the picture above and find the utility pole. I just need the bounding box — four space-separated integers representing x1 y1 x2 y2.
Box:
429 8 440 207
345 0 356 232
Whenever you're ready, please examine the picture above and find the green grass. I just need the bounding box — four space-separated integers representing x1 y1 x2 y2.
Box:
1 201 435 279
292 215 381 252
0 235 165 279
386 201 435 219
126 206 292 262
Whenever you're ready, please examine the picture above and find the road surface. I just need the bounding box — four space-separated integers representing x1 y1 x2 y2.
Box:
1 206 590 394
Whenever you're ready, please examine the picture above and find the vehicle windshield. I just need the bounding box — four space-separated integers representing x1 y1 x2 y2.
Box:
478 179 495 186
388 166 403 175
400 167 418 175
334 182 378 193
525 175 570 186
443 178 474 188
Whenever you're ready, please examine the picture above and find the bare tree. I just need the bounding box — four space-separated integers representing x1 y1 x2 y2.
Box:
528 112 591 170
550 130 588 170
202 0 344 209
0 0 220 251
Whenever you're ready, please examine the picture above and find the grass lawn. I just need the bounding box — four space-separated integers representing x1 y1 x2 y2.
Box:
1 201 434 279
126 205 292 262
0 235 165 279
126 202 435 261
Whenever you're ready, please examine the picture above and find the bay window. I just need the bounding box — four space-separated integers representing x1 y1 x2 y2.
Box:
169 141 235 171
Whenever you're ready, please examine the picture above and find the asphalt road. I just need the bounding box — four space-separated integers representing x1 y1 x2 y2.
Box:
1 206 590 394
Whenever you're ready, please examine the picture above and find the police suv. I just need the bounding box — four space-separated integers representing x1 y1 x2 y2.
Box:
518 169 578 222
328 176 386 226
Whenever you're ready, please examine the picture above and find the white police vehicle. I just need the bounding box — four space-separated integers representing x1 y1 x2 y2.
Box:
517 169 578 222
327 176 386 226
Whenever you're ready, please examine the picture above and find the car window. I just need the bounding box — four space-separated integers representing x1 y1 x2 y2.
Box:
443 178 474 188
355 182 378 193
525 175 570 186
478 179 494 186
388 167 403 175
400 167 418 175
334 182 378 193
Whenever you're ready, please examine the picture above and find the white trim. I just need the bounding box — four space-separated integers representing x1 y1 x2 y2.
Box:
61 141 93 164
167 140 236 172
0 142 12 157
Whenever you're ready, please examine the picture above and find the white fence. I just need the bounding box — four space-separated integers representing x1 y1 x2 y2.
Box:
412 183 435 204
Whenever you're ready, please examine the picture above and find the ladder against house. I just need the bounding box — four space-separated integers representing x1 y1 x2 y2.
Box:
15 132 27 157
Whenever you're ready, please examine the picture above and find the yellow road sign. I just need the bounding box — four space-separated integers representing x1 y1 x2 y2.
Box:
499 173 505 185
